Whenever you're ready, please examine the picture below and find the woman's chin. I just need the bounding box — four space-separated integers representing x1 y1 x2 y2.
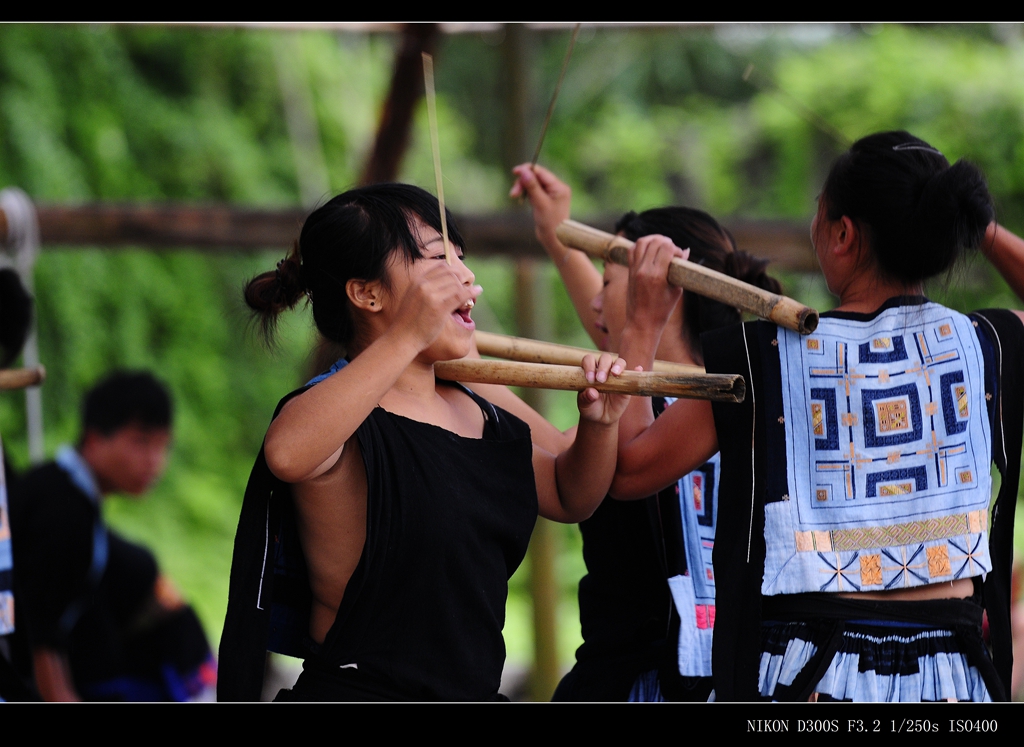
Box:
424 326 473 362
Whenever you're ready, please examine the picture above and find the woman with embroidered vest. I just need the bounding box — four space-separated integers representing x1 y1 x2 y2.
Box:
510 165 781 701
612 130 1024 701
217 183 630 701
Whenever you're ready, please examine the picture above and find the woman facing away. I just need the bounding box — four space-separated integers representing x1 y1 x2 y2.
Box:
217 183 630 702
510 165 781 701
612 130 1024 702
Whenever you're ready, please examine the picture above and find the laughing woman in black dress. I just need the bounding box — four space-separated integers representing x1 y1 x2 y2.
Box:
219 184 630 701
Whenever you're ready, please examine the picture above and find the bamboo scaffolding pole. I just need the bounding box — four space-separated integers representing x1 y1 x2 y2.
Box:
0 366 45 391
434 358 744 403
422 53 452 265
555 219 819 335
473 330 703 375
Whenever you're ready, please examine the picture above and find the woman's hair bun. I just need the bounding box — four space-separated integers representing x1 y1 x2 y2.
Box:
823 131 994 284
243 183 466 349
243 241 307 345
723 250 781 296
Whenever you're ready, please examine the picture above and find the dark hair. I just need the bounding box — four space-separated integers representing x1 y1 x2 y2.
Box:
82 371 173 437
245 183 466 348
615 207 781 361
821 130 994 284
0 268 33 368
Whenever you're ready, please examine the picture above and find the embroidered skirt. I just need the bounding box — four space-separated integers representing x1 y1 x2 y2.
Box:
756 594 999 702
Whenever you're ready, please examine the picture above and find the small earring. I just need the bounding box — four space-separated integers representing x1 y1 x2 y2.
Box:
370 301 375 307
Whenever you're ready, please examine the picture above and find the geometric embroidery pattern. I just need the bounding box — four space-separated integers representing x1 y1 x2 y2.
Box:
927 544 951 578
665 400 719 608
0 592 13 636
665 437 722 679
877 399 909 433
810 388 839 451
862 385 922 447
940 371 969 435
860 553 882 585
768 303 993 596
865 466 927 498
858 335 909 363
949 534 989 579
818 551 861 592
793 509 986 555
881 545 930 588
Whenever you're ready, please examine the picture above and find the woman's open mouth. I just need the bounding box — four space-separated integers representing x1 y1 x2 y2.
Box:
452 301 476 330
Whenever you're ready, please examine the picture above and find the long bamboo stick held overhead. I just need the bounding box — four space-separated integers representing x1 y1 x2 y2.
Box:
530 23 580 167
422 52 452 265
435 358 744 403
555 219 819 335
473 330 703 375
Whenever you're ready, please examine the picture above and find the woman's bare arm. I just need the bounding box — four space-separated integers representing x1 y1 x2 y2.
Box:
511 164 604 348
533 354 630 523
265 263 478 483
612 236 719 499
983 222 1024 303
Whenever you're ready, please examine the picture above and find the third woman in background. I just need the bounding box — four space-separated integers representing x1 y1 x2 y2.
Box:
510 164 781 701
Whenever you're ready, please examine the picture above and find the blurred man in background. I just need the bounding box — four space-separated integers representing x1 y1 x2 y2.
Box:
10 371 216 701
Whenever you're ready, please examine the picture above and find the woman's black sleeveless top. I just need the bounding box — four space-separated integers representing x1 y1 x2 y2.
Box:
287 384 538 701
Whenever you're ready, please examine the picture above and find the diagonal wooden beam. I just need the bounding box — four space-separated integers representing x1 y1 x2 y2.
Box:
359 23 441 186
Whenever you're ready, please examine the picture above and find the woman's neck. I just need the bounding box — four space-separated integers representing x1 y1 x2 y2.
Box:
656 331 699 366
654 301 701 366
381 356 442 410
834 273 923 315
376 354 485 439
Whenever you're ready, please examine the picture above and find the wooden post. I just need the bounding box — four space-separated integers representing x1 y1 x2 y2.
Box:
514 258 561 703
503 22 559 703
311 24 443 381
501 24 532 181
359 23 440 186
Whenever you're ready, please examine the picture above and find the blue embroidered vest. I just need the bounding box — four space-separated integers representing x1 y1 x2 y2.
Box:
662 396 720 678
765 302 992 595
667 450 719 677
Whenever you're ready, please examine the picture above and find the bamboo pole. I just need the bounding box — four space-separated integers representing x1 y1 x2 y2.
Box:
434 358 745 403
474 330 703 375
555 219 819 335
0 366 45 391
422 53 452 265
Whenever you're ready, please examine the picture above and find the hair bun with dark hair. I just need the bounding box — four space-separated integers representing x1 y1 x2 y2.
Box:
243 242 308 345
243 183 467 350
903 160 994 279
723 250 782 296
613 211 640 235
823 131 995 284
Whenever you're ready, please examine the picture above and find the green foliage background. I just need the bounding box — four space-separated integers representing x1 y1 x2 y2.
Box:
2 23 1024 686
